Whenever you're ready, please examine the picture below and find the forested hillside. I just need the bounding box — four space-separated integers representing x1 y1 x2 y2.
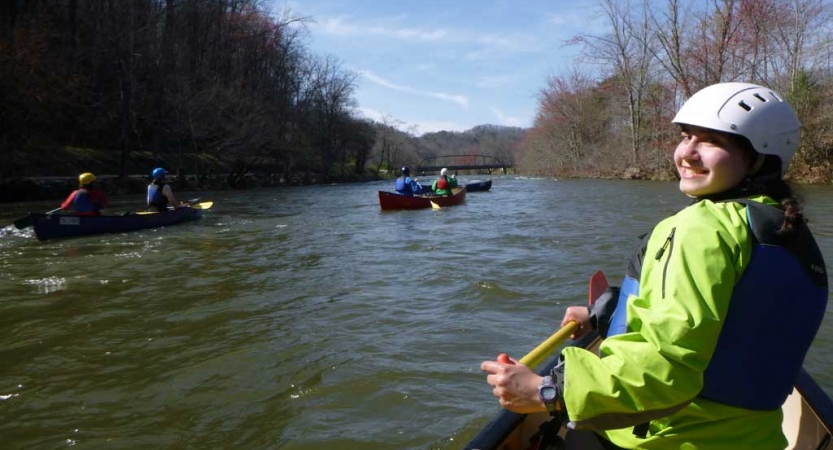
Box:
370 122 525 175
3 0 831 193
516 0 833 183
0 0 375 187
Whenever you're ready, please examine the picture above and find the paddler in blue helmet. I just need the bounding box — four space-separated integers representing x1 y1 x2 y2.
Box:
147 167 180 212
395 166 423 196
481 82 827 449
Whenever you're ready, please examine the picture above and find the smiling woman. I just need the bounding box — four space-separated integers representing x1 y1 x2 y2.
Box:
671 82 801 199
674 125 754 197
479 82 828 450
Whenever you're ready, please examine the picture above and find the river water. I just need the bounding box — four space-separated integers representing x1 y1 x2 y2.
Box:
1 177 832 449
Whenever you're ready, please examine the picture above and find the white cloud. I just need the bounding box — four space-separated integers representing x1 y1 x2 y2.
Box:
313 15 540 54
355 106 386 122
490 107 527 127
429 92 469 108
361 71 410 91
316 16 449 42
411 120 470 135
353 106 468 136
544 12 575 25
360 70 469 108
475 75 514 89
543 9 608 36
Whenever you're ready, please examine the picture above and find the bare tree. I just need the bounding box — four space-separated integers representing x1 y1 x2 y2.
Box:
525 68 611 176
574 0 658 165
373 115 417 176
650 0 695 97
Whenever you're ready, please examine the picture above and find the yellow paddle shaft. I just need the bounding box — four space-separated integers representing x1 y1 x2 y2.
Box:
518 321 578 368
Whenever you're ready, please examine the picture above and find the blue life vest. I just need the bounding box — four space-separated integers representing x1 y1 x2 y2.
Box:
148 182 168 209
72 188 97 213
396 177 414 196
609 200 827 410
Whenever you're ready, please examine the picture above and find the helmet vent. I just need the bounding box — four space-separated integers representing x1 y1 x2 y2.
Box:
753 93 768 102
738 100 752 112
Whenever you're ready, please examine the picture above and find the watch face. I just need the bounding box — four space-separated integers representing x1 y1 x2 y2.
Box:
541 386 557 401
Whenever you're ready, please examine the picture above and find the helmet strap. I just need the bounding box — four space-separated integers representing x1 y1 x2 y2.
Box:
697 160 781 203
748 153 766 176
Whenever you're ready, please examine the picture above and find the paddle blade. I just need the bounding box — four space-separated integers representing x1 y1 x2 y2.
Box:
13 207 61 229
191 201 213 210
589 270 609 305
13 214 33 230
430 200 440 209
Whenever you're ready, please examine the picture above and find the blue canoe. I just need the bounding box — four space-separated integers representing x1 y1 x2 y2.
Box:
464 179 491 192
31 201 213 241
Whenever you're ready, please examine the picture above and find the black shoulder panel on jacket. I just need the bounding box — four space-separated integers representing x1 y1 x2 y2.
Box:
725 200 827 288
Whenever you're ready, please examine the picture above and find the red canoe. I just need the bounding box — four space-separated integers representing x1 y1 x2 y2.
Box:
378 186 467 210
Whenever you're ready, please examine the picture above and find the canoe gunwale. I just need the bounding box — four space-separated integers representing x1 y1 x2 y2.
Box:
791 369 833 446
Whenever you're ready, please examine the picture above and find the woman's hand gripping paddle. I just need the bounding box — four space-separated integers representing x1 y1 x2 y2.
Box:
499 270 609 369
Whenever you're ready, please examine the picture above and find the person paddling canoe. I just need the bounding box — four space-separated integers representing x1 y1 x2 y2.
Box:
432 168 458 195
147 167 180 212
395 166 424 197
481 83 828 450
61 172 110 216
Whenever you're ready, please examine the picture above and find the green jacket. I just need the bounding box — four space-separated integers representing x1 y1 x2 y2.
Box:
563 197 787 450
431 175 458 195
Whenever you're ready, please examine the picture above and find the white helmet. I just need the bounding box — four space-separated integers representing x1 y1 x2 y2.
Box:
440 168 449 176
672 82 800 176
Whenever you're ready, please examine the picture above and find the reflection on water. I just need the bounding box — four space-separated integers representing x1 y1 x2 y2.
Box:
0 178 831 449
23 276 67 294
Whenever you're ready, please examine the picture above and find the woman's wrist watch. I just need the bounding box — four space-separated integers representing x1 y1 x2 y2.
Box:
538 375 560 416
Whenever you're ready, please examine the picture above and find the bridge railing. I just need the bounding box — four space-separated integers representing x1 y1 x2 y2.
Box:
415 154 512 174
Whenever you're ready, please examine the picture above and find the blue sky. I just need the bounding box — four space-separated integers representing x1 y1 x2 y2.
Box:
279 0 606 135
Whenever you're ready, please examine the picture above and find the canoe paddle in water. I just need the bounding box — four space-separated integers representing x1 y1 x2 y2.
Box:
13 207 62 229
136 199 211 215
500 270 610 369
416 183 441 209
137 197 202 213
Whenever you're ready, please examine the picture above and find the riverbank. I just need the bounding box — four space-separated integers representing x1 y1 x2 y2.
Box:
0 171 386 203
0 144 385 203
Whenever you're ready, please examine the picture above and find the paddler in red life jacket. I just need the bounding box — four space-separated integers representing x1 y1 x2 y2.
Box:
146 167 180 212
431 168 458 195
60 172 110 216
